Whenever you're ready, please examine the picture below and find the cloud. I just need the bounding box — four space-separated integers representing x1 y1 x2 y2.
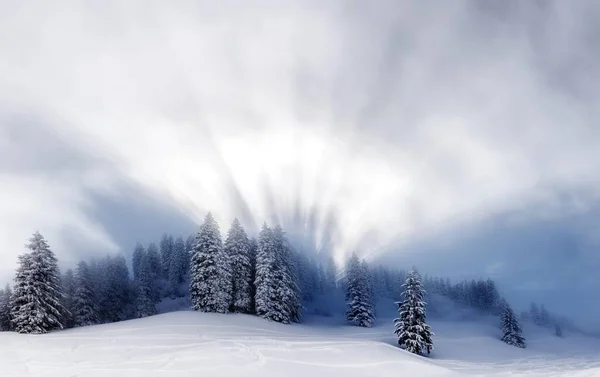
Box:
1 0 600 293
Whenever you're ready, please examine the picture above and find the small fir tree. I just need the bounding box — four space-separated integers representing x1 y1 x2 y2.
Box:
394 268 434 355
345 253 375 328
500 300 526 348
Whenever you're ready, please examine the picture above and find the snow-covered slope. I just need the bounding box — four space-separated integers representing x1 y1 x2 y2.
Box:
1 311 599 377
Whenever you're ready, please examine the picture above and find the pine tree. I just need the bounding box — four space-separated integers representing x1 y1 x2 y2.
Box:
190 212 231 313
72 261 99 327
102 255 134 322
248 237 258 313
146 243 162 279
325 256 337 292
61 268 76 328
273 225 301 323
555 324 563 338
394 268 434 355
255 224 285 322
11 232 66 334
160 234 175 278
345 253 375 328
224 219 252 313
0 284 12 331
136 256 157 318
500 300 526 348
168 236 187 298
539 304 550 327
530 302 541 326
132 243 146 282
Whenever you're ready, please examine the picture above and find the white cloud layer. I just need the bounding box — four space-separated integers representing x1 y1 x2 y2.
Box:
1 1 600 282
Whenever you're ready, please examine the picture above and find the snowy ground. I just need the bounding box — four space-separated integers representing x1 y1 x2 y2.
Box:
1 311 599 377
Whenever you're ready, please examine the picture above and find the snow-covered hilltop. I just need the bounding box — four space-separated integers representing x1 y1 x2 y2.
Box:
1 311 599 377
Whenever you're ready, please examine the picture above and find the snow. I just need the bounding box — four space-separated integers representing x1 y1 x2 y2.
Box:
1 311 599 377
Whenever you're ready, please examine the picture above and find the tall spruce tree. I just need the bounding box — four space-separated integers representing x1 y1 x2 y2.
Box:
11 232 66 334
168 236 187 298
345 252 375 327
72 261 99 327
136 256 157 318
394 269 434 355
529 302 541 326
248 237 258 313
273 225 301 323
500 300 526 348
160 234 175 279
190 212 232 313
132 243 146 282
224 219 253 313
61 268 76 328
255 224 284 322
0 284 12 331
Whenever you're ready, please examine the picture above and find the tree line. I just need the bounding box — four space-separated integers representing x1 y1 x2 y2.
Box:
0 212 569 356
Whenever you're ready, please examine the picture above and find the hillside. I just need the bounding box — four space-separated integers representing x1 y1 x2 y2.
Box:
1 311 599 377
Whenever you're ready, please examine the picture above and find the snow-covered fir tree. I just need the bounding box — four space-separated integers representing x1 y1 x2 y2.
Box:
190 212 232 313
72 261 98 327
132 243 146 282
248 237 258 313
224 218 253 313
160 234 174 278
168 236 188 298
500 300 526 348
255 224 287 323
394 268 434 355
102 255 134 322
136 256 157 318
11 232 66 334
345 252 375 328
146 242 162 279
61 268 76 328
273 225 301 323
0 284 12 331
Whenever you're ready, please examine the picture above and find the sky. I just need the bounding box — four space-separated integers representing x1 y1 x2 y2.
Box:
1 1 599 325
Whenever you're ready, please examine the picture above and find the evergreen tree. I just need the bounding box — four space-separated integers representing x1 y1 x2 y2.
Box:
102 255 134 322
146 243 162 279
224 219 252 313
530 302 541 325
136 256 157 318
325 256 337 292
160 234 175 278
539 304 550 327
248 237 258 313
132 243 146 282
255 224 287 322
190 212 231 313
11 232 66 334
72 261 99 327
0 284 12 331
345 253 375 328
500 300 526 348
61 268 76 328
394 268 434 355
555 324 563 338
273 225 301 323
168 236 187 298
